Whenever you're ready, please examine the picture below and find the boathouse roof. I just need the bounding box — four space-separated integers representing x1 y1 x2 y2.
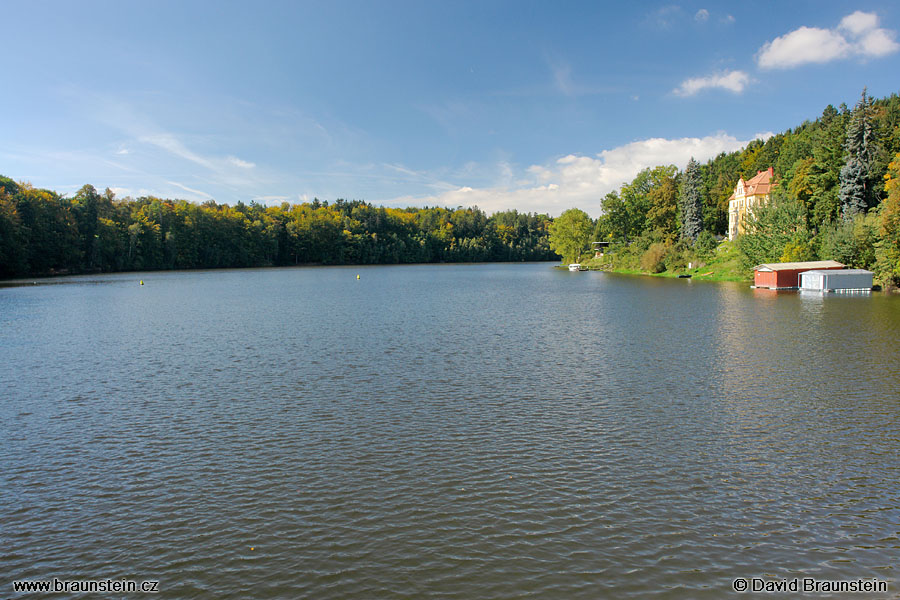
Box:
754 260 844 272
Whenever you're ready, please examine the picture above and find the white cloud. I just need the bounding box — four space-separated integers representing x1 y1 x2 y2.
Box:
252 195 289 202
673 70 751 96
76 94 265 190
757 11 899 69
840 11 878 36
855 26 900 57
140 134 216 170
695 9 709 23
227 156 255 169
552 61 574 96
646 5 684 29
383 162 425 178
543 56 615 97
166 180 214 200
133 132 262 189
757 27 850 68
391 133 763 217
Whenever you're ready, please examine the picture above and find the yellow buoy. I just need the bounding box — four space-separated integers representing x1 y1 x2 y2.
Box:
356 274 360 280
140 280 144 285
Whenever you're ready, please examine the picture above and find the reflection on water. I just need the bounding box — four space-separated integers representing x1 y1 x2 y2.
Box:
1 264 899 599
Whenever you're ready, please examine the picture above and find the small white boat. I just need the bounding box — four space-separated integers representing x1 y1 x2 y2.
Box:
568 263 581 271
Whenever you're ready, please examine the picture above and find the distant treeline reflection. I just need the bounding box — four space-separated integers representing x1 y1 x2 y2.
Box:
0 177 557 278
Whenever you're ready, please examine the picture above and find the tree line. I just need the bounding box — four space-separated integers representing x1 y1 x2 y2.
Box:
0 182 556 278
5 89 900 284
548 89 900 286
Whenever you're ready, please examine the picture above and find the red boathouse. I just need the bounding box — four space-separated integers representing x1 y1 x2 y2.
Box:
753 261 845 289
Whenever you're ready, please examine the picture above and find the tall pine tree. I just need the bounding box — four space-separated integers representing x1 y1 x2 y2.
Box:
681 157 704 242
840 89 878 219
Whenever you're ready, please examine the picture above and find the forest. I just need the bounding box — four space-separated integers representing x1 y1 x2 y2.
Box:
0 182 555 279
3 89 900 285
565 89 900 286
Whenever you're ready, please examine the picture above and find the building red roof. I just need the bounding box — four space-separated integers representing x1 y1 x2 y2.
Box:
729 167 775 200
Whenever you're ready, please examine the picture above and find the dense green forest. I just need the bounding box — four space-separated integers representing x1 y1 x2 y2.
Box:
549 89 900 286
4 89 900 285
0 179 555 278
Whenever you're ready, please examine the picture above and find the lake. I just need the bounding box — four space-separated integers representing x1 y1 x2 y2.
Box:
2 262 899 598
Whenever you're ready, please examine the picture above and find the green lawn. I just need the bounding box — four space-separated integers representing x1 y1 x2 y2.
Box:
681 242 749 282
579 241 751 282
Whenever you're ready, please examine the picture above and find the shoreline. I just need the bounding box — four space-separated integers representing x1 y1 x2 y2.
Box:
557 263 899 292
555 257 751 283
0 260 561 287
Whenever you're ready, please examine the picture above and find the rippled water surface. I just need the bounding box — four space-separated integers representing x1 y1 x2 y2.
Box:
2 263 900 598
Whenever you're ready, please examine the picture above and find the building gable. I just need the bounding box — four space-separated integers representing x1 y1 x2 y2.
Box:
728 167 775 240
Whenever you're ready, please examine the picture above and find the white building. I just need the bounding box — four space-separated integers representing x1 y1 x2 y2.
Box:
728 167 775 241
799 269 873 292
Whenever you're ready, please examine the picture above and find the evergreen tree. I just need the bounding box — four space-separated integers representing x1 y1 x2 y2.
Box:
840 89 878 219
681 157 704 242
839 157 867 218
809 104 848 224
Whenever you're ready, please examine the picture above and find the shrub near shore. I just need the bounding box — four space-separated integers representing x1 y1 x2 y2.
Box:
582 236 747 282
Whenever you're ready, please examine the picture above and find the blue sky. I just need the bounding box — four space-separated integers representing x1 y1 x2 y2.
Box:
3 1 900 216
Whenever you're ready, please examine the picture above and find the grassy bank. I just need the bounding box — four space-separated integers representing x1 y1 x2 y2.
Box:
579 240 751 282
